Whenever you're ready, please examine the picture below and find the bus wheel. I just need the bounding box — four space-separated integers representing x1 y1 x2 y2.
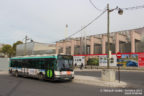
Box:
38 74 44 81
15 71 19 77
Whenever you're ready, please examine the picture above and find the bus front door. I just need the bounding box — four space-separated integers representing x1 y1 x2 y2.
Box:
44 59 55 80
46 63 53 79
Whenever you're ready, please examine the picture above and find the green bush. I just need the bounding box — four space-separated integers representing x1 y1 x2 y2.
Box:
87 58 99 66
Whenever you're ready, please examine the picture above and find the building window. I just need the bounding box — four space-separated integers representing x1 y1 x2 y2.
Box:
66 47 71 55
58 48 63 54
86 45 90 54
74 46 80 55
94 44 102 54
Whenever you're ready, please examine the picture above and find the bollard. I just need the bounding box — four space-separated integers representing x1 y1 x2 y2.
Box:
118 66 120 83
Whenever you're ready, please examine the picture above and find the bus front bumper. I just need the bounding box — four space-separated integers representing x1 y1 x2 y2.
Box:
55 75 74 80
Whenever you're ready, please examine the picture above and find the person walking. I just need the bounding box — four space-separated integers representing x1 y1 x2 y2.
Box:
80 63 83 70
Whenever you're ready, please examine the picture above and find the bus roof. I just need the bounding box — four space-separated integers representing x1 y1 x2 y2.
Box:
11 54 58 59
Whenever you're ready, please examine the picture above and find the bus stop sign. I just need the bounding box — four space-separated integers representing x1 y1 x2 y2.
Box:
116 52 122 59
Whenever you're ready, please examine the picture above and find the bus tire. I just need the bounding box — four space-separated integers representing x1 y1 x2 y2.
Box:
15 71 19 77
38 74 44 81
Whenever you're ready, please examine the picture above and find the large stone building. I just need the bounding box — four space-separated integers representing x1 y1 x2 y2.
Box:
56 27 144 55
16 42 56 56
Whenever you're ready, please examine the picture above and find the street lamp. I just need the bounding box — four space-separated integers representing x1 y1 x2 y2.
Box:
24 35 34 56
107 4 123 69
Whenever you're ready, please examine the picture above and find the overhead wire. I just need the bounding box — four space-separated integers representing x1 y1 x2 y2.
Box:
51 8 107 43
89 0 102 11
53 4 144 43
51 1 107 43
65 9 107 40
120 4 144 10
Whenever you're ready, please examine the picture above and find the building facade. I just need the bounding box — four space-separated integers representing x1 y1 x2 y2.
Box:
56 27 144 55
16 42 56 56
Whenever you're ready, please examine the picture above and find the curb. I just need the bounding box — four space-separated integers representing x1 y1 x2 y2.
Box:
74 69 144 72
73 75 127 88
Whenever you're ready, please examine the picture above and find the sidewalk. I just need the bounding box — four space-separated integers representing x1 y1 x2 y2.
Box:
73 75 127 88
74 68 144 72
0 71 8 75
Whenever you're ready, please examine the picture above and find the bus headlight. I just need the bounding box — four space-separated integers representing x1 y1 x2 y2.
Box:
55 71 60 75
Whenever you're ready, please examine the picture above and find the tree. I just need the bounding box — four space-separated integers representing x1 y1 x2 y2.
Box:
1 41 23 57
87 58 99 66
12 41 23 56
1 44 13 57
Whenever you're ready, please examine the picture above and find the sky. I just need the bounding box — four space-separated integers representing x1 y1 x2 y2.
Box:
0 0 144 44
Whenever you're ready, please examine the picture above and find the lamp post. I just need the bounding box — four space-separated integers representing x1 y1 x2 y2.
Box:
24 35 34 56
102 4 123 82
107 4 123 69
107 4 110 69
24 35 28 56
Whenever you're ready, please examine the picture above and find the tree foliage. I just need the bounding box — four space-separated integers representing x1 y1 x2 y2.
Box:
1 41 23 57
87 58 99 66
12 41 23 55
1 44 13 57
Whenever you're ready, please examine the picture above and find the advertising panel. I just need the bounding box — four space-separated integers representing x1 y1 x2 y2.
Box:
117 54 138 67
138 53 144 67
74 53 144 67
86 55 99 66
73 56 85 66
99 55 117 66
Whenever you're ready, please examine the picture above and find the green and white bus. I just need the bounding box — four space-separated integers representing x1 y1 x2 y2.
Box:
9 54 74 80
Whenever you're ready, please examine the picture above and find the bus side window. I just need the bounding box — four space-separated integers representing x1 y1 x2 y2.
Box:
32 59 35 68
15 60 18 67
21 60 24 68
44 58 49 69
22 59 25 68
29 59 32 68
52 59 56 70
27 59 30 68
19 59 22 68
11 60 13 67
50 59 54 69
36 59 40 69
25 59 28 68
34 59 37 69
45 58 54 70
41 59 45 69
17 60 20 68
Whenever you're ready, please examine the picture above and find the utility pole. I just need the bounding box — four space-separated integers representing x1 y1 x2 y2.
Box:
80 26 84 55
24 35 33 56
24 35 28 56
107 4 110 69
102 4 123 82
107 4 123 69
64 24 68 55
65 24 68 39
83 27 87 55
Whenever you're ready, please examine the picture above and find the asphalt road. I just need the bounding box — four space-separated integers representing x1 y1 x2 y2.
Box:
0 72 143 96
0 74 104 96
75 71 144 88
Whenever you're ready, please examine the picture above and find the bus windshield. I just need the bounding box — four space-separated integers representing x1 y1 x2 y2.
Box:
57 55 73 71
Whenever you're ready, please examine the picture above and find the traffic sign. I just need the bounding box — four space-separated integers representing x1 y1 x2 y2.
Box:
116 52 122 59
